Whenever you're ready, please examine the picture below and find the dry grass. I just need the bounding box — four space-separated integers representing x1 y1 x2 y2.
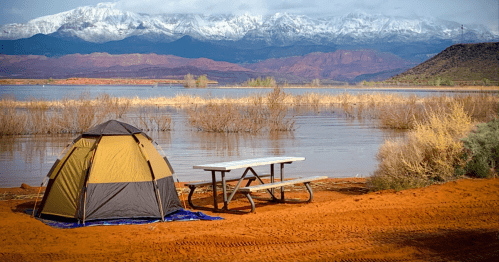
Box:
133 107 173 131
187 88 295 133
1 90 497 135
367 102 476 191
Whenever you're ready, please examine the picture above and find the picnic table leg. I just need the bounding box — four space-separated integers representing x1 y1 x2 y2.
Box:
304 182 314 202
187 186 197 208
211 170 218 211
280 163 285 202
221 171 228 210
243 192 256 213
270 164 276 201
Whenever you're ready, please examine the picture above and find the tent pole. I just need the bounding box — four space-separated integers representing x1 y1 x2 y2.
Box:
135 136 165 221
31 177 47 218
32 140 75 218
155 141 186 209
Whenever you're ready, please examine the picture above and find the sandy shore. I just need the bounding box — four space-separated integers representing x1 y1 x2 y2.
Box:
1 177 498 261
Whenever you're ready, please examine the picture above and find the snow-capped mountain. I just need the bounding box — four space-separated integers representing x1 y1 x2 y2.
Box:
0 2 496 45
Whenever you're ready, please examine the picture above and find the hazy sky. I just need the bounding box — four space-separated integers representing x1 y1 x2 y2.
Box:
1 0 498 33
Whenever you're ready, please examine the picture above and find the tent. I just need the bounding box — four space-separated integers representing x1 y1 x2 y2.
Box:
37 120 182 223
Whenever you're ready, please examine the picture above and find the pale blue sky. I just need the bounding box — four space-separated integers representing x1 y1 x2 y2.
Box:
1 0 498 33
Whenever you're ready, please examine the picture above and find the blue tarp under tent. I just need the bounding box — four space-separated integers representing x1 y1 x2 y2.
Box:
28 208 222 229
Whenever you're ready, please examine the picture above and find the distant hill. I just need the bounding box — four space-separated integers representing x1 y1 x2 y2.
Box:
0 50 415 84
244 50 415 81
390 42 499 84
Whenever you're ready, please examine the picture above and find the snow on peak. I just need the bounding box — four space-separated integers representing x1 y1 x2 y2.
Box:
0 2 496 44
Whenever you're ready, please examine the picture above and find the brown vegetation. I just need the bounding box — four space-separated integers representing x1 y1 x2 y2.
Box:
369 103 476 190
187 88 295 132
1 90 497 136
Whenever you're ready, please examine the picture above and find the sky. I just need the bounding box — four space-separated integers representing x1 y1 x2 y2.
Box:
1 0 498 33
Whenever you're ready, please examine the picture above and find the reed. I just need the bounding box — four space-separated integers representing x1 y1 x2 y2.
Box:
1 91 497 135
133 107 173 131
187 88 295 133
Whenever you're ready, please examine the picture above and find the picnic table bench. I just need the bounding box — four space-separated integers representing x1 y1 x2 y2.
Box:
191 156 327 213
184 174 271 210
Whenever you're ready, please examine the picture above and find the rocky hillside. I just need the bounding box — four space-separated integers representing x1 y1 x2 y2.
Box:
390 42 499 83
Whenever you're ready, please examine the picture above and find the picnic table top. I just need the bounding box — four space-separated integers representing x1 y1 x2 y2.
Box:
193 156 305 171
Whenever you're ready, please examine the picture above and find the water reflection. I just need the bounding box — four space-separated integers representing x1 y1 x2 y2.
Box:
0 135 72 187
0 108 405 187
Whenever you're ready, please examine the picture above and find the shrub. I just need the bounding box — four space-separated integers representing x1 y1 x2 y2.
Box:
461 118 499 178
368 102 474 191
196 75 208 88
183 74 196 88
244 77 276 87
311 78 321 87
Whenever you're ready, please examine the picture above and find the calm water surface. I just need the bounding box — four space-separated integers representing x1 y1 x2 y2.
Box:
0 107 403 187
0 84 487 101
3 84 485 187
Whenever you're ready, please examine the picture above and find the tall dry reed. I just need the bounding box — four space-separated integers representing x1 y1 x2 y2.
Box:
1 91 497 135
133 107 173 131
187 87 295 133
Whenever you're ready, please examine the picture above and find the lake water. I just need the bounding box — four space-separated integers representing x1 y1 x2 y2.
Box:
0 85 491 188
0 84 487 101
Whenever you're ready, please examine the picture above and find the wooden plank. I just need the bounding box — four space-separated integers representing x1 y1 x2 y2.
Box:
185 174 271 187
239 176 328 193
193 156 305 171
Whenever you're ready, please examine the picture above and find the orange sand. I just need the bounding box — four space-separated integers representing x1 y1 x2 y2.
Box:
1 178 498 261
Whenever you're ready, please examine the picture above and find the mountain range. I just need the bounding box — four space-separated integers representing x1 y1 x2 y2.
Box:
0 2 497 83
1 3 496 45
0 49 416 84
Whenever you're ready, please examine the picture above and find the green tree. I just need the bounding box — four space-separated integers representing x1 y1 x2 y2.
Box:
196 75 208 88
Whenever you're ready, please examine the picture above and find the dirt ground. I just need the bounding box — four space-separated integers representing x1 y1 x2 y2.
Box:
1 177 498 262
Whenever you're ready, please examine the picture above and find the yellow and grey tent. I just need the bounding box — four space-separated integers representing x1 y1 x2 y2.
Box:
37 120 182 223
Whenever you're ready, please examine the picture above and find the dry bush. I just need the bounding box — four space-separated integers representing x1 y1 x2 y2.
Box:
376 103 425 129
96 93 131 119
75 94 96 133
0 108 27 135
134 108 173 131
368 102 474 191
183 74 196 88
152 115 172 131
373 94 498 130
26 98 51 134
453 94 498 123
188 103 245 132
0 95 27 135
187 101 294 133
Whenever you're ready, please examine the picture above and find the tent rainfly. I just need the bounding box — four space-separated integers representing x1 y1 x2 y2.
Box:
37 120 182 223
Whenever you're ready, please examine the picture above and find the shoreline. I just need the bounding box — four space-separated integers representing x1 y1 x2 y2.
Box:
1 177 498 261
0 78 217 86
1 78 498 91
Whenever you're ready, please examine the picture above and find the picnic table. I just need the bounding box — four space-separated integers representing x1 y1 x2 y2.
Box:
189 156 327 212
